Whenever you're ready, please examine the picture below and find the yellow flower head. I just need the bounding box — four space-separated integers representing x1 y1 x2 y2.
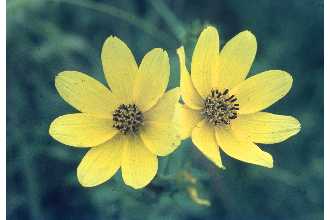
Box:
177 26 301 169
49 36 181 189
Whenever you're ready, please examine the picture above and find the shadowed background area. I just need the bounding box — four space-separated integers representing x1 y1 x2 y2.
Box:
7 0 323 219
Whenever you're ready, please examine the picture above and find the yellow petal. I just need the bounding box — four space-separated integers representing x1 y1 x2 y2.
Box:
101 36 138 103
215 127 273 168
140 88 181 156
177 46 203 109
230 70 293 114
215 31 257 90
55 71 118 117
179 104 203 140
77 135 123 187
143 88 180 122
140 122 181 156
192 120 224 168
133 48 170 112
121 136 158 189
191 26 220 98
230 112 301 144
49 113 117 147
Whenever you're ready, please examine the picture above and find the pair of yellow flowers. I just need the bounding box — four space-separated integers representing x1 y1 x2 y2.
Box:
49 26 301 189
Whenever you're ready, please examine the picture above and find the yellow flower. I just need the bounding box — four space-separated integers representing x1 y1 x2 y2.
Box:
177 26 301 169
49 36 181 189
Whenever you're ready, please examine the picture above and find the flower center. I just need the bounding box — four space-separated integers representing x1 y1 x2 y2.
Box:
112 104 144 135
201 89 239 126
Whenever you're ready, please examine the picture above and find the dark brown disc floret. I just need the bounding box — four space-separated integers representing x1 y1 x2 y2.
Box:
112 104 144 135
201 89 239 126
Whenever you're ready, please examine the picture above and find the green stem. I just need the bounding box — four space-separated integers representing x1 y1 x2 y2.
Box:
148 0 186 41
49 0 176 46
20 142 43 219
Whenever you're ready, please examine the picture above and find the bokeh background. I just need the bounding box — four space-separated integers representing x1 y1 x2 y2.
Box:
7 0 324 219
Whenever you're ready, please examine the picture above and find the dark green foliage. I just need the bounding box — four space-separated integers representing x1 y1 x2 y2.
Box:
7 0 323 219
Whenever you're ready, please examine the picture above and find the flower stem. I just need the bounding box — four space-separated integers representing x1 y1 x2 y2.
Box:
148 0 186 41
49 0 176 46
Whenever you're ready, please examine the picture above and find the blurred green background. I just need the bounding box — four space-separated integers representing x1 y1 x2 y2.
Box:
7 0 323 219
